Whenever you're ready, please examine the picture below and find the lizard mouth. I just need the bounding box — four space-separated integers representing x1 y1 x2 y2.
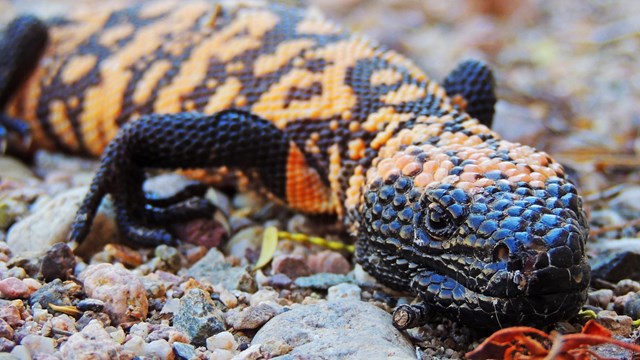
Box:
411 257 591 328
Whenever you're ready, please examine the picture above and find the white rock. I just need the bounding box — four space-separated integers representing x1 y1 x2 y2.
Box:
160 298 181 314
20 334 56 355
106 326 126 344
80 263 148 324
10 345 31 360
252 301 414 359
206 331 237 351
60 320 122 358
143 339 173 359
249 289 279 307
7 187 118 257
232 344 262 360
212 348 235 360
123 334 145 356
327 283 361 301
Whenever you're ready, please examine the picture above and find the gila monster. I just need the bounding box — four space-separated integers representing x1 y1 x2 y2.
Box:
0 0 590 329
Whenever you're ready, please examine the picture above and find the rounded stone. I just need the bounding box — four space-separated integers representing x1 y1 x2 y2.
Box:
252 300 414 359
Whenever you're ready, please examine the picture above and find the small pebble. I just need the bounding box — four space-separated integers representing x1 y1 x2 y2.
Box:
29 278 72 309
614 279 640 295
174 217 229 248
271 255 312 279
0 337 15 352
20 334 56 355
40 243 76 281
6 267 27 280
173 342 197 360
81 263 148 324
597 310 633 337
50 314 76 334
211 348 235 360
60 320 122 358
327 283 362 301
21 278 41 293
294 273 354 290
123 334 145 356
0 300 23 327
0 318 14 338
161 298 181 315
129 322 151 338
76 298 105 312
218 289 238 308
587 289 614 308
143 339 173 359
173 288 226 346
206 331 238 351
353 264 377 285
225 302 283 330
31 305 49 323
234 344 263 360
267 273 292 289
10 345 31 360
250 289 279 307
307 250 351 275
616 291 640 319
0 277 31 299
107 326 126 344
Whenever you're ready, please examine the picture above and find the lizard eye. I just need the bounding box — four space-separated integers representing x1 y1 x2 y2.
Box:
424 203 454 240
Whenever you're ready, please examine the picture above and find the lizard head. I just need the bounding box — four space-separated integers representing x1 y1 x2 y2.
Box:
355 117 590 329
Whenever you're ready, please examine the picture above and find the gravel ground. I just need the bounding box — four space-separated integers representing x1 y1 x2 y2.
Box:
1 0 639 359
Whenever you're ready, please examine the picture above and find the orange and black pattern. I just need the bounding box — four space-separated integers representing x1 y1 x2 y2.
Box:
2 0 590 329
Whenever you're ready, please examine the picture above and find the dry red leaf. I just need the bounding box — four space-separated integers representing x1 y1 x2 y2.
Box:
466 320 640 360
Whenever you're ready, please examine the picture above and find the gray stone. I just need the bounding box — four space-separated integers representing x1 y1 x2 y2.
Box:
327 283 361 301
252 300 415 359
173 288 225 347
591 250 640 283
28 279 73 308
294 273 354 290
610 186 640 218
225 302 283 330
6 187 119 258
185 248 255 292
173 342 197 360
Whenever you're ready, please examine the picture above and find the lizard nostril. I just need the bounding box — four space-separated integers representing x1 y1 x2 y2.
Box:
493 243 510 262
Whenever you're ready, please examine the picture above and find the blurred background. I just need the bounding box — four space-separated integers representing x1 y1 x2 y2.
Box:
3 0 638 195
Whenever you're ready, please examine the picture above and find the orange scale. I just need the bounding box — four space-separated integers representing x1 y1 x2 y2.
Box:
530 180 545 188
394 154 416 170
460 172 481 183
456 181 474 191
463 164 481 173
530 172 547 181
503 168 518 177
516 163 532 174
508 173 531 183
422 160 438 174
377 158 395 175
384 169 401 181
498 162 517 172
434 167 449 182
473 178 495 188
463 136 484 146
402 162 422 176
440 160 454 171
414 173 433 187
538 167 558 178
